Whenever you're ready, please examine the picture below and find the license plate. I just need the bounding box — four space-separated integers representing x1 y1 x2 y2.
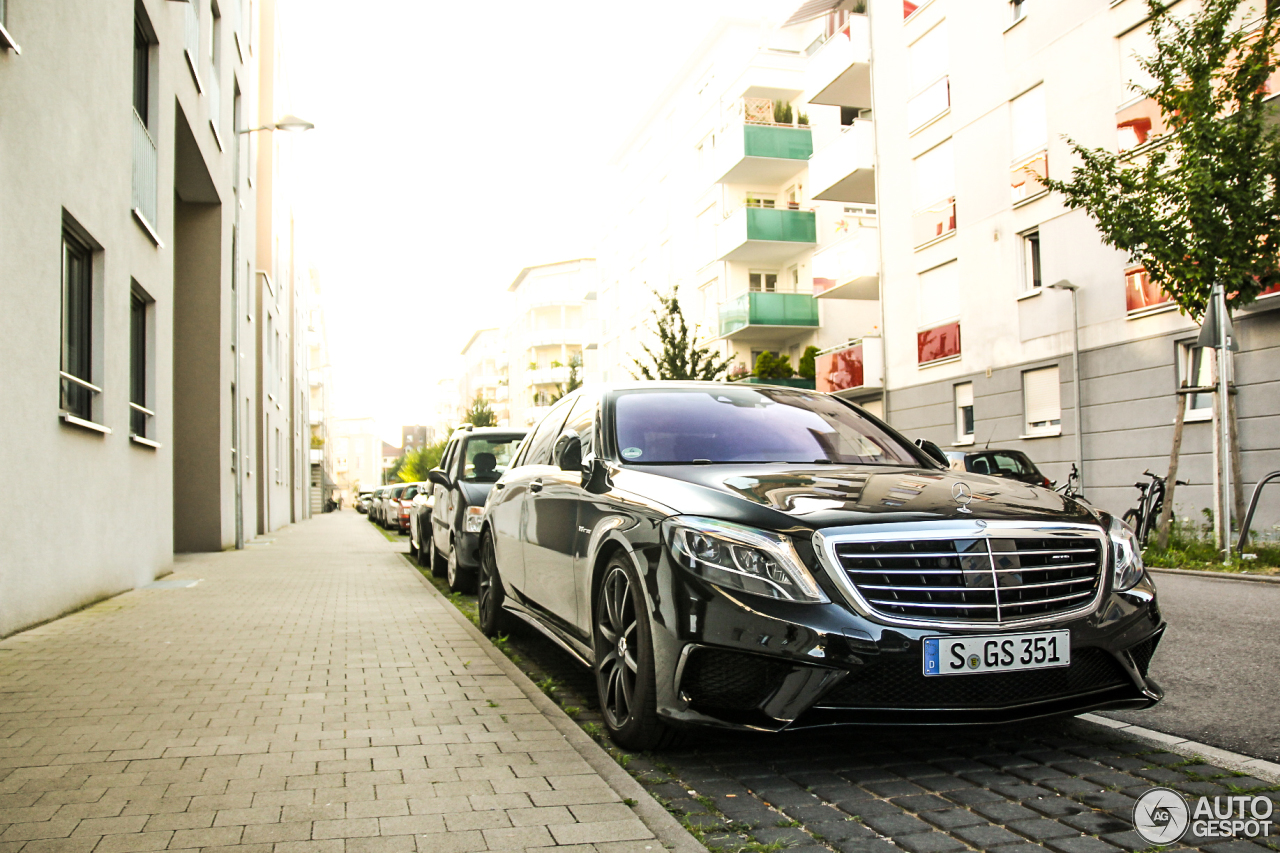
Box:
923 630 1070 676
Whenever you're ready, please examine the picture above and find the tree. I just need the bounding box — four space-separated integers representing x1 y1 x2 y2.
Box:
753 351 795 379
463 395 497 427
632 288 733 381
1041 0 1280 318
550 353 583 403
397 440 447 483
798 345 820 381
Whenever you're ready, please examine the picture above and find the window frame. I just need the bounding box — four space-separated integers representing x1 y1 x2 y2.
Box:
749 271 779 293
129 282 157 444
60 217 104 429
1177 340 1215 422
1022 365 1063 437
1020 228 1042 291
954 381 975 444
0 0 21 54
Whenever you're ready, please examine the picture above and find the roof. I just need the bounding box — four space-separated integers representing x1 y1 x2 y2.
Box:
450 425 528 439
508 258 596 292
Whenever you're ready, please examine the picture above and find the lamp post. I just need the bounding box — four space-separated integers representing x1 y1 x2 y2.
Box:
230 115 314 547
1048 280 1083 493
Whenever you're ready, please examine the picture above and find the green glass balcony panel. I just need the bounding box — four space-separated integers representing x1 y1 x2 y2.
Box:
742 124 813 160
719 292 820 336
746 207 817 244
734 377 816 389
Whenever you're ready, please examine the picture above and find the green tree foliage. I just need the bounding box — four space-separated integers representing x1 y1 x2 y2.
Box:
550 353 583 403
798 345 820 380
463 395 497 427
397 440 447 483
1040 0 1280 319
632 289 733 381
753 351 795 379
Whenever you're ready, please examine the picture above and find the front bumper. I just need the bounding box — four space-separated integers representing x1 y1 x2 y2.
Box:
648 552 1164 732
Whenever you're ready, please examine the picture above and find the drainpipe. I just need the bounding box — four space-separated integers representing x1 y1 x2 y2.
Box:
865 0 889 417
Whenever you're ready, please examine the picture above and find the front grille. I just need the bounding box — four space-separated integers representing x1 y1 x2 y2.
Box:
819 647 1130 709
832 531 1105 626
679 648 790 712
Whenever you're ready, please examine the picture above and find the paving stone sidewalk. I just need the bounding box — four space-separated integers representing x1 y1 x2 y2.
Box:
0 512 686 853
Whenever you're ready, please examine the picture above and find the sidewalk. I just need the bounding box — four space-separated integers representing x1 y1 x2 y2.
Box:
0 512 692 853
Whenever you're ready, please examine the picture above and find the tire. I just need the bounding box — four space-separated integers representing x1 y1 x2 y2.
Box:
477 532 508 637
446 538 475 594
408 519 419 558
592 555 676 751
428 533 446 578
1122 509 1146 545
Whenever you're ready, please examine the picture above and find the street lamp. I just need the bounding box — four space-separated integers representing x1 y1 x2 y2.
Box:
1047 280 1084 493
237 114 315 134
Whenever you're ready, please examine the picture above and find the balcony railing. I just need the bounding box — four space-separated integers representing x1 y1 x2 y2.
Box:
917 321 961 365
719 291 819 338
1010 150 1047 204
528 366 571 386
805 15 872 109
809 121 875 202
817 336 883 393
912 197 956 247
713 114 812 184
718 205 817 262
1116 97 1167 152
131 109 158 228
812 225 879 300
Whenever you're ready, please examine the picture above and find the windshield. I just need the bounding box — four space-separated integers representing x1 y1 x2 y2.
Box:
462 436 522 482
613 388 919 465
970 452 1035 477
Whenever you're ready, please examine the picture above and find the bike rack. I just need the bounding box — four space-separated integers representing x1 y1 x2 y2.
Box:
1237 470 1280 555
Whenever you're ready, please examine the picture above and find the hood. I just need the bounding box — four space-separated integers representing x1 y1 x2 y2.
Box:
614 463 1099 530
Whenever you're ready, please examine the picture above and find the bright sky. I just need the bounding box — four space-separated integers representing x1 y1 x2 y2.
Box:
278 0 784 443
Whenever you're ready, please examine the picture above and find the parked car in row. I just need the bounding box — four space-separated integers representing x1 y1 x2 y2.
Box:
945 448 1053 488
408 488 434 563
473 382 1164 750
425 426 526 589
356 490 374 515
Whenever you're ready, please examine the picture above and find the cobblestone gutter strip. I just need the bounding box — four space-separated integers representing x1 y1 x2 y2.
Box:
1082 714 1280 785
402 553 709 853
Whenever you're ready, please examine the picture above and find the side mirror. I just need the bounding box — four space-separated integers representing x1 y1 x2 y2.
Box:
428 469 450 489
581 454 611 494
554 429 583 472
914 438 949 468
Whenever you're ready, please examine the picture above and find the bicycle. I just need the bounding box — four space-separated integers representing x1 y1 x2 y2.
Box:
1053 463 1087 503
1124 470 1188 547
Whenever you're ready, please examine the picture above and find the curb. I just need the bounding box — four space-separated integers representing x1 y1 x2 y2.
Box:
1147 566 1280 585
1080 714 1280 784
400 553 708 853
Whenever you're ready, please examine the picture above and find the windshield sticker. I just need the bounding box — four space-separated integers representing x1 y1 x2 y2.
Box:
621 447 643 459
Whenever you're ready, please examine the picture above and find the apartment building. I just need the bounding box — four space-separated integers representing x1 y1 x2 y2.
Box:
306 270 335 514
599 12 882 411
506 259 599 426
332 417 381 500
869 0 1280 524
460 328 510 426
0 0 312 637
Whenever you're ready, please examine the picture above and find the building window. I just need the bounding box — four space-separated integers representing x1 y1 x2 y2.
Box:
907 24 950 130
130 285 155 439
1178 342 1214 421
750 271 778 292
918 261 961 365
133 20 150 126
1021 229 1042 291
1125 265 1173 315
275 427 282 483
912 140 956 247
955 382 974 442
1023 365 1062 436
1011 0 1027 24
60 224 96 421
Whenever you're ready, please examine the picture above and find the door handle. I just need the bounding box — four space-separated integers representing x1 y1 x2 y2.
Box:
495 482 505 490
529 479 543 493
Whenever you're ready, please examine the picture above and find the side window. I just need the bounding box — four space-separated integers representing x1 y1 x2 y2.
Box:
564 394 597 456
523 399 575 466
439 439 457 475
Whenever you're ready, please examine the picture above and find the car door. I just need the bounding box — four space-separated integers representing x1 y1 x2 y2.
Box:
516 398 577 623
558 395 601 637
431 439 459 551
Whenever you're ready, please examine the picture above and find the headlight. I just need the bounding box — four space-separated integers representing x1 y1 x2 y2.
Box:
666 517 828 603
464 505 484 533
1109 515 1145 592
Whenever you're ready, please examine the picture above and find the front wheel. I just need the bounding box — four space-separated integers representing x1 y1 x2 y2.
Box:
428 533 446 578
446 540 474 594
408 519 419 558
1122 509 1147 545
593 557 675 751
477 532 507 636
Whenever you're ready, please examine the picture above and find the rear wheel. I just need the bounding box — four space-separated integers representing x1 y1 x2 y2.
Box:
408 518 419 558
477 532 507 636
593 556 675 751
428 534 446 578
1122 509 1146 545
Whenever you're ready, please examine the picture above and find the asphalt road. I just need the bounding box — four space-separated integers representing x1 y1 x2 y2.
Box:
1102 570 1280 762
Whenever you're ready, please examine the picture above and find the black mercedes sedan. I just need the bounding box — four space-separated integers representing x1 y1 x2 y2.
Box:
476 382 1164 750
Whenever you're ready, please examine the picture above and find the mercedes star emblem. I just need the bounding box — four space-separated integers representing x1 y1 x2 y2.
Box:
952 481 974 513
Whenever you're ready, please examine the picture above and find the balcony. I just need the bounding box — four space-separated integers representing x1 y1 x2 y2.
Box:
907 76 950 132
713 120 813 185
809 121 875 203
309 448 323 464
1116 97 1167 152
309 410 324 425
524 328 583 349
805 16 872 109
718 291 819 344
717 205 817 264
816 337 883 395
1010 150 1047 204
812 226 879 300
131 109 159 233
912 197 956 248
528 366 571 386
918 321 961 366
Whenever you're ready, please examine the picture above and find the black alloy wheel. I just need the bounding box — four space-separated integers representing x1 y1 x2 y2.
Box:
446 539 473 593
592 557 674 751
477 532 507 636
